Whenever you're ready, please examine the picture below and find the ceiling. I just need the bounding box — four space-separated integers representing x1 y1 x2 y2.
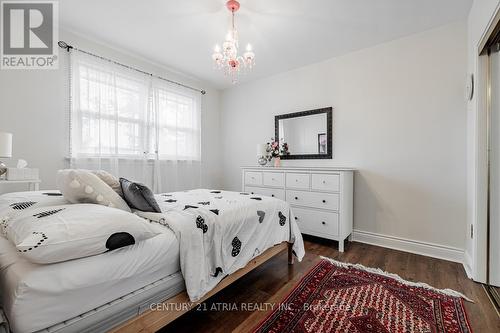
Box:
60 0 472 89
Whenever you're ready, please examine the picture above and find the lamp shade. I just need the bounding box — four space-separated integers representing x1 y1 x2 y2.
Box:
0 132 12 158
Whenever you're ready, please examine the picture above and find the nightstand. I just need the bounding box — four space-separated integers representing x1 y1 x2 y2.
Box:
0 179 41 191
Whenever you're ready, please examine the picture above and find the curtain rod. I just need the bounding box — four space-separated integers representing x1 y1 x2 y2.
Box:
58 41 206 95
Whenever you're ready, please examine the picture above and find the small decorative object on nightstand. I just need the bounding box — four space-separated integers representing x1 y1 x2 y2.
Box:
0 132 12 177
6 167 39 181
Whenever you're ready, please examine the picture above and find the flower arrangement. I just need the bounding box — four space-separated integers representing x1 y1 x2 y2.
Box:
267 138 290 158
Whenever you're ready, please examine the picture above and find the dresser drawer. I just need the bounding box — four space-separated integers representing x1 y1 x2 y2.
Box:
293 207 339 237
246 186 285 200
263 172 285 187
286 190 339 210
311 173 340 192
286 173 310 190
245 172 262 186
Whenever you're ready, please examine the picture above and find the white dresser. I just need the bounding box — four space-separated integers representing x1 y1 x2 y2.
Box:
241 166 354 252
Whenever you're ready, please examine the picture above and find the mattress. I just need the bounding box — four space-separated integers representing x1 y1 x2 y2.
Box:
0 227 180 333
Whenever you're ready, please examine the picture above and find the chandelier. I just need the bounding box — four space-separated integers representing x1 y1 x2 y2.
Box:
212 0 255 84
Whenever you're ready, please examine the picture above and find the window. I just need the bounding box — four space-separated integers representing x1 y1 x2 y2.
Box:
70 52 201 161
154 83 201 160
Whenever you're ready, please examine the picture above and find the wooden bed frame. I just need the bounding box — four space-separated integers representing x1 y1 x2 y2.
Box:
110 242 294 333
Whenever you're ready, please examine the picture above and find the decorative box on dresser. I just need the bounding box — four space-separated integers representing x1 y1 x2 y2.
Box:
241 166 354 252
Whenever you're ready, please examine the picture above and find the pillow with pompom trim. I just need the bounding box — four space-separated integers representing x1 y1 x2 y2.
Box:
91 170 123 197
57 169 131 212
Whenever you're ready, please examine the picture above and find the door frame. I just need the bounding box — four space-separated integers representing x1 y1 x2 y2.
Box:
474 5 500 284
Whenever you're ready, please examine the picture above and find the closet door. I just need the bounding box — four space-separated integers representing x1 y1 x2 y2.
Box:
489 48 500 287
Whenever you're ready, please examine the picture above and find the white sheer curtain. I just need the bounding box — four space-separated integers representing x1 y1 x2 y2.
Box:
69 50 201 192
150 77 201 192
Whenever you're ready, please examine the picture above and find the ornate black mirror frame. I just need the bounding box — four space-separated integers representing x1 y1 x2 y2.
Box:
275 107 333 160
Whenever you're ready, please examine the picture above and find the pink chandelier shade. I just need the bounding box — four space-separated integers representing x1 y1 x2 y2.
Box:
212 0 255 84
226 0 240 12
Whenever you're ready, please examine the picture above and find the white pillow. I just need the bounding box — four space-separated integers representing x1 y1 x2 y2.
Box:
57 169 131 212
5 204 161 264
0 190 69 236
0 191 68 213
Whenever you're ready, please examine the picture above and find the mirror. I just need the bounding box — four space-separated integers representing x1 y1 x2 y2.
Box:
275 107 332 159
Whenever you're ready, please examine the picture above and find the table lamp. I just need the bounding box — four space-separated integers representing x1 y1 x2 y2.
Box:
0 132 12 177
256 143 268 166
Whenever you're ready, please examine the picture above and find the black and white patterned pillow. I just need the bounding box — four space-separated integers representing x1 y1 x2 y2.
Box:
119 178 161 213
5 204 160 264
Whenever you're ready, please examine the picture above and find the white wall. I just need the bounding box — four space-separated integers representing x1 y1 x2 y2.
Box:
466 0 500 281
0 29 222 194
221 21 468 250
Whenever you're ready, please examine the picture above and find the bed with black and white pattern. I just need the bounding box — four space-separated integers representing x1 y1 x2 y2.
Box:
0 191 181 333
137 189 305 302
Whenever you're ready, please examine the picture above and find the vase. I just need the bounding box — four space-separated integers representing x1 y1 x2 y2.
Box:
274 157 281 167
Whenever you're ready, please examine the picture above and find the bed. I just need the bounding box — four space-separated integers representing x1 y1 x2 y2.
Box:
0 189 304 333
0 228 180 333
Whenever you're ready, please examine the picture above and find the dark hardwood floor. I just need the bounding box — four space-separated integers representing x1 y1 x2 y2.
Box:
161 236 500 332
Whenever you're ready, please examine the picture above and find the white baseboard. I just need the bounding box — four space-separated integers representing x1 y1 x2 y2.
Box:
463 251 473 279
352 229 465 264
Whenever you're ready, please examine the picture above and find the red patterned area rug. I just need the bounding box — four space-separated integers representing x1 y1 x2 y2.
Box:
253 258 473 333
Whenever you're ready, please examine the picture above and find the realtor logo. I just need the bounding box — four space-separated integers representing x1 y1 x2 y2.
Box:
1 1 58 69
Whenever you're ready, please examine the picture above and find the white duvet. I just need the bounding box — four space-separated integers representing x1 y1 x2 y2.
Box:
138 189 305 302
0 188 304 331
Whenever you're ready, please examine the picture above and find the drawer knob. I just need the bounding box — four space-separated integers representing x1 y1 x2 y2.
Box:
295 197 298 200
322 221 326 225
295 179 298 182
322 200 326 203
272 178 275 181
271 194 274 197
251 192 254 194
322 180 326 184
295 216 298 220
